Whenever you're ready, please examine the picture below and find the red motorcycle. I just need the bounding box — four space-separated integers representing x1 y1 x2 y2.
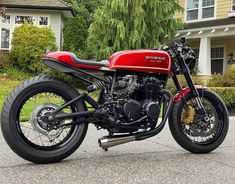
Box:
1 38 229 164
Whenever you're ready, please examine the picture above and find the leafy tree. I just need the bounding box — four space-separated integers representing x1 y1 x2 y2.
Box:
11 24 57 73
88 0 183 60
64 0 101 24
63 16 88 57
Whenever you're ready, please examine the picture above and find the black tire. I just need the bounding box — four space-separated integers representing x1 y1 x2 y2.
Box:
169 88 229 154
1 76 88 163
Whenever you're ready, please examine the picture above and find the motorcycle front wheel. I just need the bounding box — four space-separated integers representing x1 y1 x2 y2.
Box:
1 77 88 163
169 88 229 154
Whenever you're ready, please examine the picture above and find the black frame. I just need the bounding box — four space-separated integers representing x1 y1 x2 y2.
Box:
42 58 173 136
41 37 207 137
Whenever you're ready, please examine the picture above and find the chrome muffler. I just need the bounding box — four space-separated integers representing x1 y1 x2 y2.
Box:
98 135 136 149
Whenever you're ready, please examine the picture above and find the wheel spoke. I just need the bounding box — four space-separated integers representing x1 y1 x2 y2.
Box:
18 91 74 149
28 98 40 106
21 108 31 121
21 125 34 130
45 92 51 103
181 98 219 144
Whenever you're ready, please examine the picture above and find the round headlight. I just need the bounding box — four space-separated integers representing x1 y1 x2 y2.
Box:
185 50 196 70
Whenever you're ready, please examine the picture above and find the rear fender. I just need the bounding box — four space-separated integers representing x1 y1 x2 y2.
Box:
173 85 204 102
43 58 78 73
43 58 108 75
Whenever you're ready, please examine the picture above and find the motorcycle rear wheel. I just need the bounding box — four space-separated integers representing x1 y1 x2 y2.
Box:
169 88 229 154
1 77 88 163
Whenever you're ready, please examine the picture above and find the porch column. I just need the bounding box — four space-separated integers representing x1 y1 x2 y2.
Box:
198 37 211 75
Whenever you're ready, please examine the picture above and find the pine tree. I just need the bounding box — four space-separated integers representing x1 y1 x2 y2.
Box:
88 0 183 60
64 0 101 24
62 0 101 58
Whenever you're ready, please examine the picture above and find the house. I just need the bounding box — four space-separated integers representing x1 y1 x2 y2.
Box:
0 0 75 51
175 0 235 76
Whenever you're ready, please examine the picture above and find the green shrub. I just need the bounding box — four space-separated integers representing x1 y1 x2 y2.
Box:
5 67 32 80
10 24 57 73
166 75 205 94
0 51 13 72
63 16 88 58
166 77 235 109
45 69 92 90
209 87 235 110
207 65 235 87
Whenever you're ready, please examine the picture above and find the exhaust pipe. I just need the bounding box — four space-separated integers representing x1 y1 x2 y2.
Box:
98 135 136 149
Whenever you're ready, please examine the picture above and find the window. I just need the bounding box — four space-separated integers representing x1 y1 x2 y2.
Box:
1 28 10 49
211 47 224 74
2 15 10 24
186 0 199 21
39 17 49 26
0 14 50 50
0 15 11 49
202 0 215 18
233 0 235 10
186 0 215 21
15 16 35 24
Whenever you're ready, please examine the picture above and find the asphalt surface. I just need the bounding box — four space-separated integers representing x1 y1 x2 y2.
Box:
0 118 234 184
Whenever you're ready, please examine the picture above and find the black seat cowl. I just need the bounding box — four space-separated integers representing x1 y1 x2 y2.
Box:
70 53 109 68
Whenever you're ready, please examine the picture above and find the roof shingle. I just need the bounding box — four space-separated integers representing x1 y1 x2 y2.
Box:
0 0 69 8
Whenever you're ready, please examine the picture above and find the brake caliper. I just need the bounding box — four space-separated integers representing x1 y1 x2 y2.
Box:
181 105 196 124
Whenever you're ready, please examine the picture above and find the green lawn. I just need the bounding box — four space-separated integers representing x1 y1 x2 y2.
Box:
0 79 22 110
0 79 99 118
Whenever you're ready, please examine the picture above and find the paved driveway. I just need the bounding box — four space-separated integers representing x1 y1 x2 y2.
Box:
0 118 234 184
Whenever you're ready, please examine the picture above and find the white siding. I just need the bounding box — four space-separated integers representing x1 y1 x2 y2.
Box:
0 9 63 50
61 15 66 50
50 12 63 50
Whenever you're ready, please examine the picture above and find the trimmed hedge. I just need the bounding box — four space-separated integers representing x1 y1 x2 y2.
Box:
207 65 235 87
209 87 235 110
166 76 235 110
166 75 205 94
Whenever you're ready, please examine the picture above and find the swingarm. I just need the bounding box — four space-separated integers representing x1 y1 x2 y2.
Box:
40 91 98 125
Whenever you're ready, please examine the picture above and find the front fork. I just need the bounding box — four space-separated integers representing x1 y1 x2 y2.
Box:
173 55 207 118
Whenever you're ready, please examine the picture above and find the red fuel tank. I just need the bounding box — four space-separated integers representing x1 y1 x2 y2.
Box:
108 50 172 74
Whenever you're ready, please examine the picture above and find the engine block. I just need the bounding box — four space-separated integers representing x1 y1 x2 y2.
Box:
96 75 164 129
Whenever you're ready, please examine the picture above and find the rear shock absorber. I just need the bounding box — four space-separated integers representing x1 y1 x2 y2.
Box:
87 77 112 92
